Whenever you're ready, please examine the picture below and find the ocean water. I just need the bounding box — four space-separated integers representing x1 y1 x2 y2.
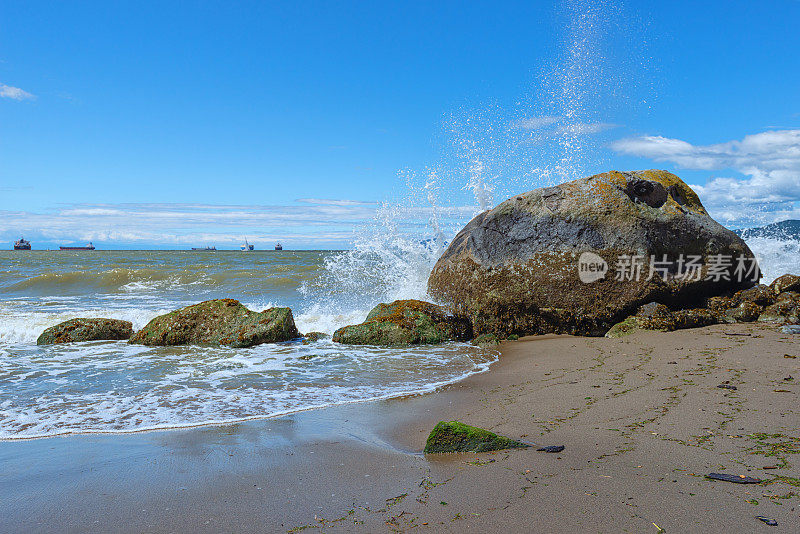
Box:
0 250 496 439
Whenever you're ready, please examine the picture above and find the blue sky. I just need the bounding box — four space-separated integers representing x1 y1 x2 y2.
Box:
2 0 799 248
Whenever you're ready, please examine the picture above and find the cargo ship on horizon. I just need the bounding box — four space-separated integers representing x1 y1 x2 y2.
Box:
14 237 31 250
59 242 95 251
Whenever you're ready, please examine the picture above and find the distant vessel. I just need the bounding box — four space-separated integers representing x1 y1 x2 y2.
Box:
14 237 31 250
274 242 283 251
191 246 216 251
60 242 95 251
241 238 254 251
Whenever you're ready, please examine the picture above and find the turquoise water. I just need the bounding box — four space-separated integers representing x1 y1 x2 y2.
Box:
0 250 495 439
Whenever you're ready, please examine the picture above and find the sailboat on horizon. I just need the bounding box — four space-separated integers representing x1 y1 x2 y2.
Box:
241 237 255 251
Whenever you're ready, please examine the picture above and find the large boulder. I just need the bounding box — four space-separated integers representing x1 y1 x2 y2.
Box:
37 318 133 345
129 299 300 347
428 170 759 337
332 299 472 346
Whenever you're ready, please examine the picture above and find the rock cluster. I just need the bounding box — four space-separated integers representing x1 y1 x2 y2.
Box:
607 277 800 337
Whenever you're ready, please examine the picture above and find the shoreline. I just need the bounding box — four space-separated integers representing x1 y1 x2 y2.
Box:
2 322 799 532
0 345 498 443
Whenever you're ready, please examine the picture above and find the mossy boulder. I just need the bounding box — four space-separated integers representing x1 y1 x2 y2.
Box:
424 421 530 454
771 274 800 295
732 284 776 307
37 318 133 345
428 170 758 338
717 301 763 323
758 292 800 324
129 299 300 347
471 333 500 347
605 302 717 337
332 299 471 346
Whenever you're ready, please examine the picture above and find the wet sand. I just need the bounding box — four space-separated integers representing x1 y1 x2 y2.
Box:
2 322 799 533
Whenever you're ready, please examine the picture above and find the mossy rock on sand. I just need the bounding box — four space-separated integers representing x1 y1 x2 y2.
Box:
771 274 800 295
758 292 800 324
428 170 758 338
424 421 530 453
129 299 300 348
332 299 471 346
605 302 717 338
37 318 133 345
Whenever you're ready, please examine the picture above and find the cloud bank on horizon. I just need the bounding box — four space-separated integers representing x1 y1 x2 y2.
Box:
612 129 800 226
0 199 477 249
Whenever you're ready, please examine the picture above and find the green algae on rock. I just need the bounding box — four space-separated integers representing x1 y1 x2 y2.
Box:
605 302 717 338
332 299 471 346
771 274 800 295
37 318 133 345
424 421 530 454
302 331 330 344
428 170 758 338
129 299 300 347
758 292 800 324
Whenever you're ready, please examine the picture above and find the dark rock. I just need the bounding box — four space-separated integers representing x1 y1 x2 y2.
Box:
37 318 133 345
428 170 758 338
770 273 800 295
424 421 529 453
129 299 299 347
717 384 737 390
756 516 778 526
536 445 565 453
332 299 471 346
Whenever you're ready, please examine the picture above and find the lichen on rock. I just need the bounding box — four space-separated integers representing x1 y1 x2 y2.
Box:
606 302 717 337
37 318 133 345
771 274 800 295
332 299 471 346
423 421 530 454
428 170 758 338
758 292 800 324
128 299 299 347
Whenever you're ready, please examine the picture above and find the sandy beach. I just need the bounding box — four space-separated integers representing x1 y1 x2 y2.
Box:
1 321 797 533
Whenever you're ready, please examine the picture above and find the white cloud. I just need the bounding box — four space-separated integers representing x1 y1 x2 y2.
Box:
0 83 34 100
611 129 800 226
